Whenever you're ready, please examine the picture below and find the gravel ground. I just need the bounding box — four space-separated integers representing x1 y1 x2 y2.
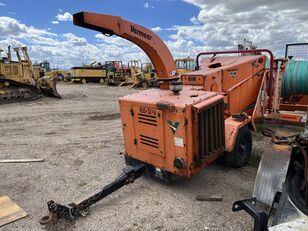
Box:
0 82 273 231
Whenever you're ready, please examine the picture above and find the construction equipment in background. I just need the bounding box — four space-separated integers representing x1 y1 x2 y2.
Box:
128 60 142 76
140 62 157 87
71 61 107 84
124 61 157 88
118 60 142 87
0 46 60 103
237 39 261 56
232 122 308 230
45 69 69 81
105 61 130 86
32 62 46 80
175 57 195 74
32 61 69 81
40 60 51 72
40 61 69 81
39 12 307 225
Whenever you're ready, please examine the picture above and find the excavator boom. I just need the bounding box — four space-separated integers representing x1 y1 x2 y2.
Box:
73 12 176 79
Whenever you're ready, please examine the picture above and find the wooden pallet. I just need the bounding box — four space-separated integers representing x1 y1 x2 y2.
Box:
0 196 27 227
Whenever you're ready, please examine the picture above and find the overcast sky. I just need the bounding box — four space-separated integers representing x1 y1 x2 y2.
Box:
0 0 307 69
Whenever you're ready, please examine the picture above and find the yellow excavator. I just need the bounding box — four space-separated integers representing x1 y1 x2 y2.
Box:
0 46 61 103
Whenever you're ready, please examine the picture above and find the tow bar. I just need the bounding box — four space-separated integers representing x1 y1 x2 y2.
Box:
39 164 145 225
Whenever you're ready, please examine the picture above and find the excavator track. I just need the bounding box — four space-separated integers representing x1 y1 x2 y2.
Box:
0 78 40 104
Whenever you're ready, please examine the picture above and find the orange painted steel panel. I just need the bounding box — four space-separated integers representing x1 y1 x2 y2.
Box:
181 74 204 86
184 55 266 116
224 117 250 152
132 106 165 157
119 86 226 177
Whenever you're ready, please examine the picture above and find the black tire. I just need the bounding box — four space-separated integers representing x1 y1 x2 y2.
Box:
140 80 149 89
115 80 120 86
81 78 87 84
57 74 64 81
99 78 105 85
225 125 252 168
286 149 308 216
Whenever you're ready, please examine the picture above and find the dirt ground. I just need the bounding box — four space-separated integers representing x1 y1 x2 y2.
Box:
0 83 279 231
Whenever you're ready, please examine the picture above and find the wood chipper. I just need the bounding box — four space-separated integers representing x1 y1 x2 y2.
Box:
39 12 273 225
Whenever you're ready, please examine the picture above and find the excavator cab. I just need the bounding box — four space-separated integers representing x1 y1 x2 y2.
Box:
175 57 195 74
105 61 128 86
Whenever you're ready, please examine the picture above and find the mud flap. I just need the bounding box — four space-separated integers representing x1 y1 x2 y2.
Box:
252 145 291 206
36 76 61 98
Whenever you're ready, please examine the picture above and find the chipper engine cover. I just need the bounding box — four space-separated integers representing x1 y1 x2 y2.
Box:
119 85 225 178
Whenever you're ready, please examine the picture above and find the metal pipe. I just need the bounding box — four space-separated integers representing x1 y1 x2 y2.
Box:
195 49 274 112
7 46 11 61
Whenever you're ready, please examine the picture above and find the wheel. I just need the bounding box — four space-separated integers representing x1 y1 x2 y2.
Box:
286 148 308 215
140 80 149 89
81 78 87 84
225 126 252 168
114 80 120 86
57 74 64 81
99 78 105 85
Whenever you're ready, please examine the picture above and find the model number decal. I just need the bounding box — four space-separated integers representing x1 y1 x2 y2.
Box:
139 107 157 116
174 137 184 147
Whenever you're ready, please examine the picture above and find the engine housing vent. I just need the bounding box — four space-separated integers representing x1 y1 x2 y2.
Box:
196 100 225 164
133 106 165 157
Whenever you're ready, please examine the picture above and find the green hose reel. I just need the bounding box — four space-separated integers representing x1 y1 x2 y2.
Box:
282 60 308 97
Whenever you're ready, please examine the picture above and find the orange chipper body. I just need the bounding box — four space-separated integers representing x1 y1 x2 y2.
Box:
73 12 268 178
182 55 267 117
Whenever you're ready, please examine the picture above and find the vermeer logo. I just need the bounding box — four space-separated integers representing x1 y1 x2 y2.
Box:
131 25 152 40
228 69 238 78
167 120 180 135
